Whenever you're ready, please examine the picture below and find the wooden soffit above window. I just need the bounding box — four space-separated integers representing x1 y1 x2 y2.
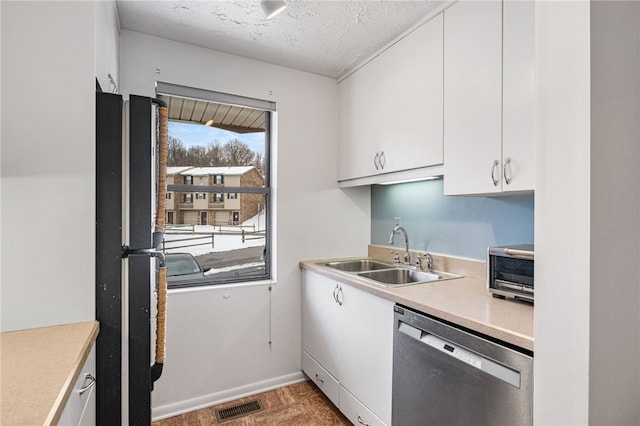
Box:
162 94 266 134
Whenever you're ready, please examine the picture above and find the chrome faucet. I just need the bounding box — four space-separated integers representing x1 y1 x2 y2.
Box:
388 225 411 265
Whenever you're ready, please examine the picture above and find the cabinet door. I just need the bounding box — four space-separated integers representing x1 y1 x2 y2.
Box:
337 283 394 425
502 0 535 192
301 270 341 378
338 61 381 181
58 345 96 426
338 14 444 182
95 1 119 93
444 0 503 195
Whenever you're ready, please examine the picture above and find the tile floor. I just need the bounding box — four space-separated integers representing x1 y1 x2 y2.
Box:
152 380 351 425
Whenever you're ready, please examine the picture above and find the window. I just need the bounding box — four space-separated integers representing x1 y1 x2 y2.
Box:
158 82 274 288
166 193 172 199
183 193 193 203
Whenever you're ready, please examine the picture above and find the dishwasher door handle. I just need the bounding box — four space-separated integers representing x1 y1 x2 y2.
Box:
398 321 423 340
397 321 521 388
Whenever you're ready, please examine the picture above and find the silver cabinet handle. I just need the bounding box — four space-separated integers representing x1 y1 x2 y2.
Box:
79 373 96 396
373 153 380 170
378 151 386 169
314 373 324 384
491 160 500 186
503 157 512 185
336 286 343 306
357 415 370 426
332 284 339 303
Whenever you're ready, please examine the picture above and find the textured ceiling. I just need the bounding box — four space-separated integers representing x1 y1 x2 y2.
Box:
116 0 446 79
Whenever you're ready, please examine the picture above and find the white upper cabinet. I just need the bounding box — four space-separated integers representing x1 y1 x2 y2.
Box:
443 0 503 195
95 0 120 93
444 0 534 195
502 0 535 192
338 14 444 185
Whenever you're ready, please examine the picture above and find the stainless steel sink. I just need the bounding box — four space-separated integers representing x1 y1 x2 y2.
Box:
358 268 462 287
322 258 462 287
358 269 441 285
324 259 393 273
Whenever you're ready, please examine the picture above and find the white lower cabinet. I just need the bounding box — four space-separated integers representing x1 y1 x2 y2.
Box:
58 345 96 425
301 270 394 425
302 350 340 408
340 386 386 426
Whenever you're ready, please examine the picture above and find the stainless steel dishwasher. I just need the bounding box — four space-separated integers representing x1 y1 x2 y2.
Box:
392 305 533 425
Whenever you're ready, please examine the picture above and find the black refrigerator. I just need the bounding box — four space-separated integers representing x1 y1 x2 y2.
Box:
96 91 166 425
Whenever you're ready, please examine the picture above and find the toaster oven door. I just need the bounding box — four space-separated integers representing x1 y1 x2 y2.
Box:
489 255 534 301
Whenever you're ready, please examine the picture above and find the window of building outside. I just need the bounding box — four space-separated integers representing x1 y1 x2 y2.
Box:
158 83 273 288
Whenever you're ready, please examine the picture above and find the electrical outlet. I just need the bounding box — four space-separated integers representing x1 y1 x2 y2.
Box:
394 217 401 226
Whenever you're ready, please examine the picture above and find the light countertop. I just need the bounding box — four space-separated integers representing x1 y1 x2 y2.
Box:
0 320 99 425
300 249 533 352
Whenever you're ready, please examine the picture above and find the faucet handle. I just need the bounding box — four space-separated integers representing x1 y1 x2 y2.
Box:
390 250 400 264
416 253 434 272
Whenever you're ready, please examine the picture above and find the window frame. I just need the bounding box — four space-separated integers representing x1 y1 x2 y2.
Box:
157 82 274 288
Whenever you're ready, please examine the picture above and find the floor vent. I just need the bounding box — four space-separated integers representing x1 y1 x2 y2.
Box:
215 399 264 422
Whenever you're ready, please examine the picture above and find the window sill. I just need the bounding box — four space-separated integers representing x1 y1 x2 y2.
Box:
167 279 276 295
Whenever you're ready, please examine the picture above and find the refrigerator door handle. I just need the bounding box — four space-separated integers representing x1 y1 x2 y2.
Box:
120 245 165 261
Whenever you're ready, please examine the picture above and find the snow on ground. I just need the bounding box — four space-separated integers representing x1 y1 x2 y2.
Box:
203 262 264 276
162 212 266 257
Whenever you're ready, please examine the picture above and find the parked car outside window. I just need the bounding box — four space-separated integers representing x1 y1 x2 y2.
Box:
165 253 210 284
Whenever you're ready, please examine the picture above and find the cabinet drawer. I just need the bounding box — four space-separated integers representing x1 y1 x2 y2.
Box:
340 385 386 426
302 351 339 408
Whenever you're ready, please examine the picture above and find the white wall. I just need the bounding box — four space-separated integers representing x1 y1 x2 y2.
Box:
535 2 591 422
535 1 640 424
589 1 640 423
118 30 370 419
1 1 97 332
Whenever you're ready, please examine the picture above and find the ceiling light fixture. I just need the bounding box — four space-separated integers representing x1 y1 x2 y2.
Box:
260 0 286 19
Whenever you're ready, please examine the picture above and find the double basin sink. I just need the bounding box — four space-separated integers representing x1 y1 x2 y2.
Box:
324 259 462 287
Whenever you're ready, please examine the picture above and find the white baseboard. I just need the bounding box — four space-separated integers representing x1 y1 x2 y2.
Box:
151 371 307 421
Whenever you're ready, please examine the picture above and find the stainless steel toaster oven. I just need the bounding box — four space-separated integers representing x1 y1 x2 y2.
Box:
487 244 534 302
